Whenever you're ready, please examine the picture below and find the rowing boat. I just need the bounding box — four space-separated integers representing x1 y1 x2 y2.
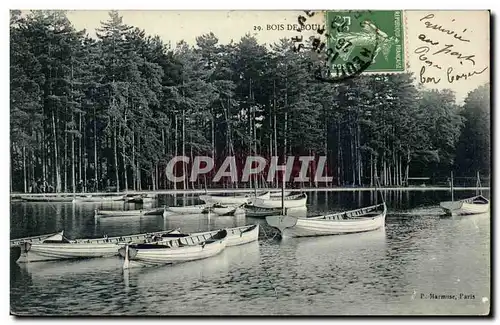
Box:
125 195 155 204
244 206 284 217
122 230 228 269
440 195 490 216
19 195 80 202
266 203 386 238
94 207 165 218
10 231 63 248
119 224 259 256
72 195 126 203
210 204 245 216
269 191 292 197
252 193 307 209
165 204 209 215
16 229 180 263
199 192 270 205
439 172 490 216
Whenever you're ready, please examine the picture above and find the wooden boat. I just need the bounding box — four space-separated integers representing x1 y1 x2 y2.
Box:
94 207 165 218
440 195 490 216
252 193 307 209
10 231 62 248
199 192 270 205
440 172 490 216
72 195 126 203
266 203 386 238
122 230 228 269
125 195 154 204
269 191 292 197
19 195 80 203
244 206 284 218
165 204 209 215
16 229 180 263
119 224 259 257
209 204 245 216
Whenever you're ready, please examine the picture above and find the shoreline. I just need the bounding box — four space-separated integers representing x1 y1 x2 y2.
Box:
10 186 490 197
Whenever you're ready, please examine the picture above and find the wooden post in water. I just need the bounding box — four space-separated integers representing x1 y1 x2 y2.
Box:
281 169 285 216
450 171 454 202
476 171 482 196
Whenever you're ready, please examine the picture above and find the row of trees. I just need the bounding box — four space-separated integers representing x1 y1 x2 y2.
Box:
10 10 490 193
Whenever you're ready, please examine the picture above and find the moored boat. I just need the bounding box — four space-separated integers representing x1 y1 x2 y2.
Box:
252 193 307 209
125 194 155 204
10 231 63 248
199 192 270 205
266 203 386 238
269 191 292 198
16 229 180 263
72 195 126 203
439 172 490 216
209 204 245 216
122 230 228 269
119 224 259 257
165 204 209 215
94 207 165 218
244 206 284 218
19 195 80 203
440 195 490 216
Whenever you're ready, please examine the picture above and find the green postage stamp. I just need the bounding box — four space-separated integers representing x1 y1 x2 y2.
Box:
325 10 405 73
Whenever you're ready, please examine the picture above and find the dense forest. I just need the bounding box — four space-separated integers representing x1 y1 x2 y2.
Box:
10 10 491 193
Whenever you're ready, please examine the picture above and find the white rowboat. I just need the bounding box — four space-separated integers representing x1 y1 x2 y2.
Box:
95 208 164 218
72 195 126 203
252 193 307 209
122 230 228 269
269 191 292 197
210 205 246 216
199 192 270 205
16 229 180 263
440 195 490 216
119 224 259 257
165 204 209 215
266 203 386 238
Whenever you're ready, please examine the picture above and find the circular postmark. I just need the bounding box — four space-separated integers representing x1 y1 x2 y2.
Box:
293 10 388 83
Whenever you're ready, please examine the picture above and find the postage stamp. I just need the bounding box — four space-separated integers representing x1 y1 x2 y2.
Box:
325 10 405 72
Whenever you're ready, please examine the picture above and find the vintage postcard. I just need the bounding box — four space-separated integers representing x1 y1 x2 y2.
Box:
10 9 490 316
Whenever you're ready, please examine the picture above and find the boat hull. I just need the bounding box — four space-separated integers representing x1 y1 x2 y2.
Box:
200 192 270 205
17 242 121 263
440 201 490 216
123 240 226 268
72 195 125 203
266 205 386 238
252 194 307 209
118 224 259 259
440 195 490 216
166 205 208 214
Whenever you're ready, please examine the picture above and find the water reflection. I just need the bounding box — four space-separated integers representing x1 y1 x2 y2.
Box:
10 190 490 316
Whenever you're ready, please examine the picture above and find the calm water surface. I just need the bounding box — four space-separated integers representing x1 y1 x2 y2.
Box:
10 190 490 315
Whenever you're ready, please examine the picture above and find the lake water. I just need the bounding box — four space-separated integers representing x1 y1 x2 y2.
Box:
10 190 490 316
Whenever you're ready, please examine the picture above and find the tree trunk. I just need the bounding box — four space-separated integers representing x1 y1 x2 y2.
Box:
71 118 76 193
113 120 120 192
63 113 68 192
52 111 61 192
22 145 27 193
174 115 178 190
94 106 98 192
182 108 186 190
122 125 128 191
132 131 136 191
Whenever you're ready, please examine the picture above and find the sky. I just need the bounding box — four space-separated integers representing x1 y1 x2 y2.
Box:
65 10 490 103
